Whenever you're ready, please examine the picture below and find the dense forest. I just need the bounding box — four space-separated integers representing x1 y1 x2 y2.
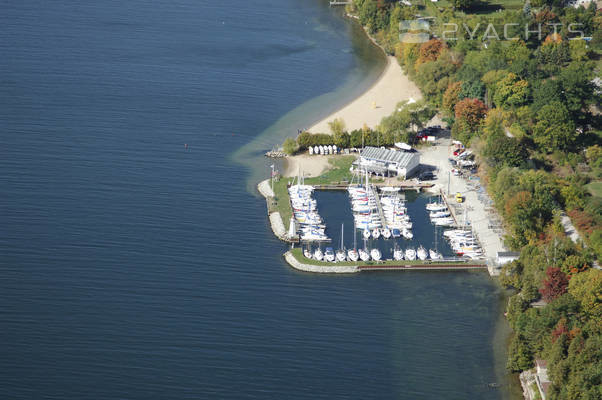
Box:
343 0 601 398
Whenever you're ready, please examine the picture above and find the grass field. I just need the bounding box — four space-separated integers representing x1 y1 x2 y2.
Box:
587 181 602 198
422 0 523 18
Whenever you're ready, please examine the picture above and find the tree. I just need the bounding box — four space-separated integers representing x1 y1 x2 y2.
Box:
559 62 596 123
328 118 346 136
533 102 576 153
494 72 530 109
568 269 602 320
459 80 484 100
283 137 298 155
442 82 462 116
532 79 563 113
454 98 488 132
450 0 476 11
540 267 569 302
507 334 533 372
416 39 446 65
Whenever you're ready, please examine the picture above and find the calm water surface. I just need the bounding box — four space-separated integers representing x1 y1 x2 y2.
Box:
1 1 516 399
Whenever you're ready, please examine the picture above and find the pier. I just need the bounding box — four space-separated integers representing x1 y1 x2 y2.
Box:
258 179 299 243
311 181 434 191
440 189 459 227
372 187 387 228
358 263 487 272
284 250 487 274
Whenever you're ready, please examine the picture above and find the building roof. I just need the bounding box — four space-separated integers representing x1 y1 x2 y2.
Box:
497 251 520 258
360 147 418 166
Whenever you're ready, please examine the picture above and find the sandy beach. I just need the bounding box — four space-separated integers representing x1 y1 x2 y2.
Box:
308 56 422 133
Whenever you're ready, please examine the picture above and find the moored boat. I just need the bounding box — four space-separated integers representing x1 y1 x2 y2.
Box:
324 247 335 262
429 249 442 260
370 248 382 261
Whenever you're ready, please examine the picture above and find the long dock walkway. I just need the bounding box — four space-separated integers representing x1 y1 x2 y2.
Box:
312 182 434 191
372 187 387 228
359 263 486 271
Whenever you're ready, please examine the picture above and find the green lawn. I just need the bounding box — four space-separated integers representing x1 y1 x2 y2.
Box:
587 181 602 198
423 0 523 18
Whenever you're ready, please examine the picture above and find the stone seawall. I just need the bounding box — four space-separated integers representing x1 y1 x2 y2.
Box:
284 251 359 274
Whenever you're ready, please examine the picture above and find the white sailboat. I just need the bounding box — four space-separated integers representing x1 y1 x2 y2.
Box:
336 223 346 262
371 228 381 239
417 246 427 261
429 249 441 260
370 248 382 261
303 247 312 259
347 224 359 262
314 248 323 261
363 229 371 240
381 228 391 239
405 248 416 260
393 247 404 261
324 247 335 262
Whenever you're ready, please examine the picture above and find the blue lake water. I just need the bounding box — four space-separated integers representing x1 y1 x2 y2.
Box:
312 191 458 259
1 0 518 399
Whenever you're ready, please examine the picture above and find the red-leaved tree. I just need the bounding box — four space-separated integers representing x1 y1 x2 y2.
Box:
539 267 569 302
454 98 488 131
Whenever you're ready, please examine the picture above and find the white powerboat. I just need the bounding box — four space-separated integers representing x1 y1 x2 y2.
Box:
347 249 359 262
381 228 391 239
393 248 404 261
417 246 428 261
426 202 447 211
402 229 413 240
370 248 382 261
303 248 312 259
324 247 336 262
372 228 381 239
363 229 371 240
314 248 323 261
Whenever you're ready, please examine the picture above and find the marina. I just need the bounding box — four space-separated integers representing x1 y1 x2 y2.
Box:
263 166 487 271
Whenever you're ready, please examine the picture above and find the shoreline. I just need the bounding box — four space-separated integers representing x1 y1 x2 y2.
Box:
307 55 422 134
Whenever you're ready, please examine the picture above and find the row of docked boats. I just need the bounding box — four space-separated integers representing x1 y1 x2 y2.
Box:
381 192 413 239
304 245 383 263
443 229 484 259
289 183 330 242
302 244 443 263
347 172 414 240
392 245 442 261
426 199 455 227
